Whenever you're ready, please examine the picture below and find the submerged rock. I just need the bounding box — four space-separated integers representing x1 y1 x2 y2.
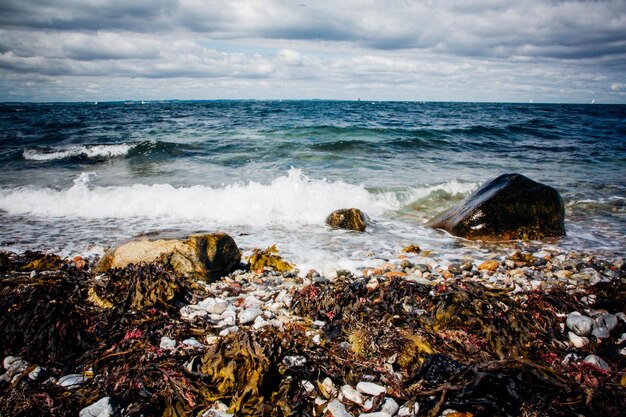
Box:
96 232 241 281
326 208 368 232
426 173 565 241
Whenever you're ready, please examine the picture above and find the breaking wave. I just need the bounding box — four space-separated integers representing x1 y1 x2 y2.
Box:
23 143 137 161
0 169 477 227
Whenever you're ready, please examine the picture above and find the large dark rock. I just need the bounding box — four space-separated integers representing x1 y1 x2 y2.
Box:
426 174 565 241
96 231 241 281
326 208 367 232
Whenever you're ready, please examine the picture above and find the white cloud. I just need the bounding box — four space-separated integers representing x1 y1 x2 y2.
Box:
0 0 625 102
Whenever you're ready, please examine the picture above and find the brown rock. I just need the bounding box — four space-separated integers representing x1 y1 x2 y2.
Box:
96 231 240 282
478 259 500 272
326 208 367 232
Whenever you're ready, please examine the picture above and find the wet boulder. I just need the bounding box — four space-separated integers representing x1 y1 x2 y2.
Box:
326 208 368 232
96 231 241 281
426 173 565 241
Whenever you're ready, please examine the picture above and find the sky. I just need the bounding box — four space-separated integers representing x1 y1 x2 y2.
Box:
0 0 625 103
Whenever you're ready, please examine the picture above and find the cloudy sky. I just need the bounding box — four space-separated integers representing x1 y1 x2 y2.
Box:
1 0 625 103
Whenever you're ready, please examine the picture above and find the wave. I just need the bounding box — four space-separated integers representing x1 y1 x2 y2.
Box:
0 169 477 227
23 143 138 161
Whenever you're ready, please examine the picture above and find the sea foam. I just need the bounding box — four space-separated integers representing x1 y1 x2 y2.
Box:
23 143 136 161
0 169 477 227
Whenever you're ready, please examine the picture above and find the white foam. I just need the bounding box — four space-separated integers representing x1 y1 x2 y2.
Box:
23 143 135 161
0 169 401 226
403 179 479 203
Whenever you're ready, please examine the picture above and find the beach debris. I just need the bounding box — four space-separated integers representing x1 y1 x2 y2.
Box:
96 232 241 281
426 173 565 240
248 244 293 272
326 208 368 232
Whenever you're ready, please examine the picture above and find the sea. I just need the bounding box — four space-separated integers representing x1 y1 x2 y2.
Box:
0 100 624 274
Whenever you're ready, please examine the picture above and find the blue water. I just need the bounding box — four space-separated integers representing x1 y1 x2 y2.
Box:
1 101 624 272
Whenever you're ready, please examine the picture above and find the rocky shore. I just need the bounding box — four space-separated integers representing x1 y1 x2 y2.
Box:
0 244 624 417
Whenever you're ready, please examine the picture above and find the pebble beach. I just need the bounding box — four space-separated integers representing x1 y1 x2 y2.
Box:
1 243 624 416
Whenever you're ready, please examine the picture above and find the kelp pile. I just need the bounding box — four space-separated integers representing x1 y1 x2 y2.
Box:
291 276 626 416
1 250 625 417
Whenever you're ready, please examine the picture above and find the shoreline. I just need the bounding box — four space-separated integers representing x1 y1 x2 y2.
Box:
1 246 625 417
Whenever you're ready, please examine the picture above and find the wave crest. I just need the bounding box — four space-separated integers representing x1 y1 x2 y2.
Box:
23 143 137 161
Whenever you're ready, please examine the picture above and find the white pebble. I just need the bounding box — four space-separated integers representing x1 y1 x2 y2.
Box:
583 354 611 371
381 397 399 416
341 384 365 405
28 366 44 381
3 356 20 370
79 397 114 417
568 331 589 348
238 307 262 324
182 338 203 348
356 381 386 396
326 400 354 417
359 412 390 417
58 374 88 389
160 336 177 350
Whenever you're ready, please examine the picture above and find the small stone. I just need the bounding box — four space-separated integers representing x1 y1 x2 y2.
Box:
366 277 380 291
591 322 611 339
79 396 114 417
3 356 20 370
6 359 29 377
28 366 45 381
595 313 618 332
58 374 88 389
198 297 229 315
505 259 515 268
398 404 419 417
160 336 177 350
400 259 413 269
218 326 239 337
301 380 315 393
554 270 572 279
381 397 399 416
566 312 593 337
568 331 589 348
321 377 337 398
356 381 386 396
326 400 354 417
283 355 307 368
414 264 430 273
583 354 611 371
238 307 262 324
341 384 365 405
448 263 462 274
359 412 390 417
312 334 322 345
460 260 473 271
30 270 38 278
182 338 203 348
477 260 499 272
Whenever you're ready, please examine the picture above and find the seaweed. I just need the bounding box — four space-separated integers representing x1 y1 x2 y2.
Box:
248 245 293 273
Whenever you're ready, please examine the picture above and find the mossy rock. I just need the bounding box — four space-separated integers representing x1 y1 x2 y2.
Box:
96 231 241 282
426 173 565 241
326 208 368 232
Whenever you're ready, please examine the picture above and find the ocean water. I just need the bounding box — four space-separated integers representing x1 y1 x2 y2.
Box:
0 101 624 274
